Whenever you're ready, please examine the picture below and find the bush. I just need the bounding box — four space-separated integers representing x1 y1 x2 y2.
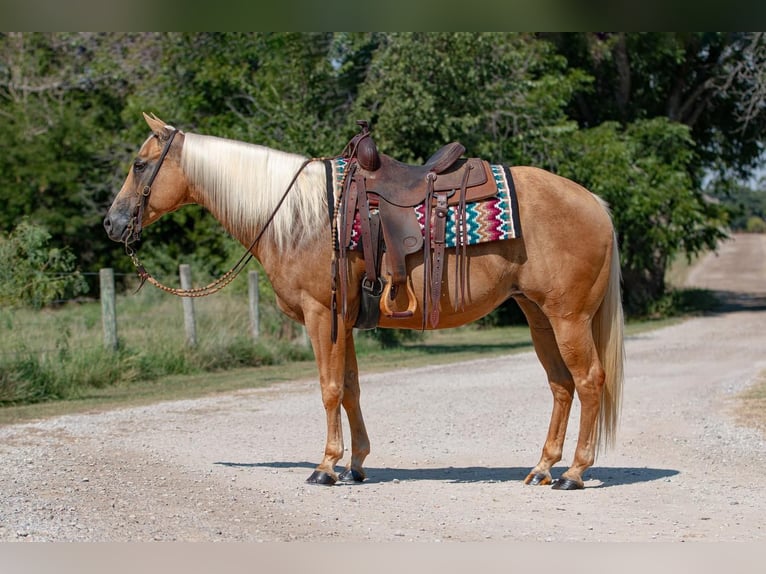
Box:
745 216 766 234
0 221 88 308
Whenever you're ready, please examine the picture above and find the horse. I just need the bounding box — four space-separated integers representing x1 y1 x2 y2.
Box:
104 113 624 490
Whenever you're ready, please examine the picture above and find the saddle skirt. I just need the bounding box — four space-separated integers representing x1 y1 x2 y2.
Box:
332 158 520 253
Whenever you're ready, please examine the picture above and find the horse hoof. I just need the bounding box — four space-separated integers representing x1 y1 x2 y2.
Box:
552 478 584 490
338 468 366 483
524 472 551 486
306 470 337 486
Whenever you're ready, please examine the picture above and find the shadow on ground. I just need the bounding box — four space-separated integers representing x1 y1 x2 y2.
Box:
215 460 678 488
708 290 766 313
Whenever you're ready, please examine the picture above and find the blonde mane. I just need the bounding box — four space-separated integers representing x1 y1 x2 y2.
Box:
180 133 329 251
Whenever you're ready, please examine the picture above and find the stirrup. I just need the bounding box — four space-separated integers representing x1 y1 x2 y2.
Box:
381 277 417 318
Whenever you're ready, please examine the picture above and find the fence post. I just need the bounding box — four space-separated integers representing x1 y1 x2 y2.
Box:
248 270 260 341
99 268 118 351
179 264 197 348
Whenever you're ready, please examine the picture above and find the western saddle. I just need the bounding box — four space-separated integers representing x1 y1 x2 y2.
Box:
334 121 497 334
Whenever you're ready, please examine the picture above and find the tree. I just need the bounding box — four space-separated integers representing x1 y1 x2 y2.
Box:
547 32 766 179
707 181 766 232
557 118 728 313
539 32 766 310
1 32 760 318
128 33 348 154
0 32 136 276
351 32 589 168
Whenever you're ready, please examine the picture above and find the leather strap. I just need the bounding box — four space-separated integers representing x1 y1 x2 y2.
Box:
454 162 473 311
430 191 449 327
357 177 380 292
422 173 436 328
339 171 360 320
325 160 339 344
130 128 178 243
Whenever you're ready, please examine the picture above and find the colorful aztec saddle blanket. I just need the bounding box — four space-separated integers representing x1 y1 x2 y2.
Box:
331 158 522 250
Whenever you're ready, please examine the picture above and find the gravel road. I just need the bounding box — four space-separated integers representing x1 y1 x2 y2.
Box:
1 234 765 542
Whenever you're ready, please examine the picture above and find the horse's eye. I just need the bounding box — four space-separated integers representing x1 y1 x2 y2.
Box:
133 159 147 173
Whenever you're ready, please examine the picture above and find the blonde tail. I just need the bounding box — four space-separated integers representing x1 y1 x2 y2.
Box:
592 231 625 453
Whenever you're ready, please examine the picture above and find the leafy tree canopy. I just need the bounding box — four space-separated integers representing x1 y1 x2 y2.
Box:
2 32 764 315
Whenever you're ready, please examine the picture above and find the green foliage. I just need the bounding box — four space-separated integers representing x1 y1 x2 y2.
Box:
0 221 88 308
352 32 589 167
557 118 728 313
548 32 766 176
745 216 766 233
3 31 764 321
707 180 766 232
359 328 424 349
127 33 347 154
0 33 136 278
646 287 721 319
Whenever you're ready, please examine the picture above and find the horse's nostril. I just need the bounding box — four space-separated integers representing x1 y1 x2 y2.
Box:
103 217 112 232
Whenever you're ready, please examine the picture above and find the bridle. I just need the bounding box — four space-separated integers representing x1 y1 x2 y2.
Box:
125 127 178 245
123 129 327 297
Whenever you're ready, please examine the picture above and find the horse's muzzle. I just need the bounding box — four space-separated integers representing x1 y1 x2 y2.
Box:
103 210 132 243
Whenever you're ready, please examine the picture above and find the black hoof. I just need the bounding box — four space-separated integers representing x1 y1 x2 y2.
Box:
526 472 550 486
306 470 337 486
552 478 584 490
338 468 365 483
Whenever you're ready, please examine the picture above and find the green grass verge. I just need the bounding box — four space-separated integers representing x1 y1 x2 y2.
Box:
0 317 684 427
0 281 715 427
0 324 533 425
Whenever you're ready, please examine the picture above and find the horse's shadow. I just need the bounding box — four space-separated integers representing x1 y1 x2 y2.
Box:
214 461 678 488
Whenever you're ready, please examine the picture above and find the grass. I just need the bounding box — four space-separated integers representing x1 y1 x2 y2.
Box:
0 285 313 407
0 320 535 425
0 277 539 423
0 273 742 428
0 296 678 427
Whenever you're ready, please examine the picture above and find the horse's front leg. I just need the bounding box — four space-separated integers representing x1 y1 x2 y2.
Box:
337 331 370 483
304 308 369 485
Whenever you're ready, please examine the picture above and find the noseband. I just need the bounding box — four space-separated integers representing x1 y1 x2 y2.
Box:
126 128 179 245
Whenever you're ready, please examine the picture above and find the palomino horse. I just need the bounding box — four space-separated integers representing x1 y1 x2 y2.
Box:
104 113 624 490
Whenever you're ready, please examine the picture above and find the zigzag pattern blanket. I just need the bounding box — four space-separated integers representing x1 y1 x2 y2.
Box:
332 158 521 251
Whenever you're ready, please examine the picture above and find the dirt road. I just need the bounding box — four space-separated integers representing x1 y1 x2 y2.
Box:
1 235 765 542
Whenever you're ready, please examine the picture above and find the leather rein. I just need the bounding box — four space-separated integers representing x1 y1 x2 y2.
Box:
124 129 322 298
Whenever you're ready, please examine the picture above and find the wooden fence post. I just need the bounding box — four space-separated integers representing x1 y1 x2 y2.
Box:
248 270 260 341
99 268 118 351
179 264 197 348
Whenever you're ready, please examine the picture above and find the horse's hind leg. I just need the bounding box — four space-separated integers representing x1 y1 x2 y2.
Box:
546 315 606 490
515 297 576 487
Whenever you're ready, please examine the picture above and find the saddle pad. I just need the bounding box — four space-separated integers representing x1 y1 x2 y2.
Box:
332 158 522 251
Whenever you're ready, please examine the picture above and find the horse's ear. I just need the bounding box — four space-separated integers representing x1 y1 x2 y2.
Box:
142 112 175 140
